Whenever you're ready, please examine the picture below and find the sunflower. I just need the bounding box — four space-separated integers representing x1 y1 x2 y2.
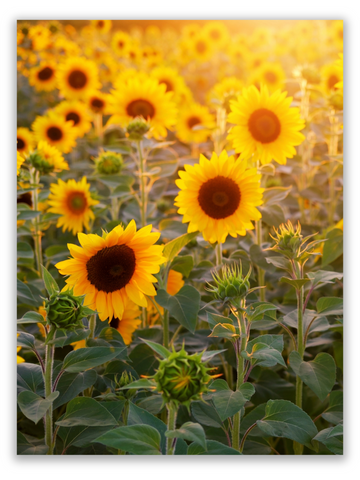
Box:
175 151 264 244
321 63 342 96
330 20 343 50
28 61 57 92
335 53 343 90
17 152 25 175
176 103 215 144
17 346 25 364
48 177 98 235
207 77 244 110
189 33 213 62
227 85 305 165
109 299 141 344
35 141 69 172
32 112 77 153
108 74 177 139
28 25 51 51
111 31 132 57
57 57 100 100
203 21 230 49
250 62 286 93
91 20 112 34
56 220 165 321
150 66 187 104
87 90 111 114
17 127 34 155
54 100 92 138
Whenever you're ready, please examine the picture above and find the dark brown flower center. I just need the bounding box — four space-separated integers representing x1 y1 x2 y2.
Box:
17 192 32 207
187 116 201 129
118 41 124 49
17 137 25 150
38 66 54 81
86 244 136 293
110 317 120 329
68 70 88 89
47 126 63 141
196 40 207 54
328 74 339 90
198 176 241 219
160 79 173 92
126 99 155 119
97 20 104 28
66 112 80 126
248 108 281 144
91 98 105 110
66 191 87 214
264 70 277 84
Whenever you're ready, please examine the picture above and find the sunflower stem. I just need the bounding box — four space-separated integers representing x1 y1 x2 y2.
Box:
136 140 147 229
163 310 169 349
294 275 305 455
255 219 266 302
328 109 339 226
44 326 55 455
95 113 103 144
215 242 223 266
88 314 96 341
166 402 178 455
30 168 43 279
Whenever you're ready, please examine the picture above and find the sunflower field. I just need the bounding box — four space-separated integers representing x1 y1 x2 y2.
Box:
16 20 343 456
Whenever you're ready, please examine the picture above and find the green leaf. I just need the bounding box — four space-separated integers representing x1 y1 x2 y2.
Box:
321 391 343 424
207 312 233 329
17 431 49 455
281 277 310 290
166 422 207 451
94 424 162 455
139 338 171 358
155 285 200 333
260 204 285 228
163 231 199 262
17 311 46 325
41 265 60 296
187 440 241 455
170 255 194 278
209 323 238 340
263 186 292 205
246 302 278 322
316 297 343 316
17 363 44 395
17 280 40 307
62 347 126 373
256 399 318 448
57 424 115 450
242 342 286 368
322 228 343 266
212 383 255 421
98 327 126 348
46 328 90 347
17 331 35 349
17 391 59 424
119 378 157 390
17 242 34 259
247 334 284 353
55 397 118 427
44 244 70 261
265 256 292 273
127 402 167 453
191 401 223 428
313 424 343 455
306 270 343 288
53 370 98 409
289 352 336 402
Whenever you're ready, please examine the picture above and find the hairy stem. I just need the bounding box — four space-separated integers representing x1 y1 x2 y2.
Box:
30 168 43 279
44 327 55 455
166 402 178 455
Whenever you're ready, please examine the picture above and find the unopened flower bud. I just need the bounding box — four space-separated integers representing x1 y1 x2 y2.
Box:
207 263 251 305
269 220 303 259
95 151 123 175
45 290 92 330
126 117 151 140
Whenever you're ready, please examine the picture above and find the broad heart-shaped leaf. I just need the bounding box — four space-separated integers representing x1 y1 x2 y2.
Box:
166 422 207 451
289 352 336 402
17 311 45 325
283 309 330 336
139 338 171 358
17 431 49 455
212 383 255 421
41 265 59 295
53 370 98 409
127 402 167 454
46 328 90 348
155 285 200 333
98 327 126 348
321 391 343 424
17 331 35 349
242 343 286 368
316 297 343 316
191 401 224 428
256 400 318 448
17 363 44 395
322 228 343 266
17 241 34 259
62 347 126 373
17 391 59 424
209 323 238 340
265 256 292 273
163 231 199 262
207 312 235 329
55 397 118 427
263 185 292 205
247 334 283 353
306 270 343 288
246 302 278 322
94 424 162 455
313 424 343 455
260 204 285 228
187 440 241 455
170 254 194 278
119 378 157 390
281 277 310 290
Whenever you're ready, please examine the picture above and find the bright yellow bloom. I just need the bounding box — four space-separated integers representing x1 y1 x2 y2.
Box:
54 101 92 138
148 270 185 325
87 90 111 114
108 74 177 139
150 66 188 105
335 54 343 90
91 20 112 34
17 152 25 175
17 127 34 155
175 151 264 244
32 112 77 153
250 62 286 93
111 31 132 57
17 346 25 364
176 103 215 144
48 177 98 235
188 33 213 62
109 299 141 344
57 57 100 100
202 21 230 49
28 61 57 92
56 220 165 321
36 141 69 172
207 76 244 108
28 25 51 51
228 85 305 165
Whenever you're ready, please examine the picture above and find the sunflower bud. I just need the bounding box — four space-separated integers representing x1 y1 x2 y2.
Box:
115 371 137 399
156 199 171 213
207 263 251 305
45 290 92 330
269 220 302 259
29 152 54 175
126 117 151 140
94 151 123 175
153 345 213 408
